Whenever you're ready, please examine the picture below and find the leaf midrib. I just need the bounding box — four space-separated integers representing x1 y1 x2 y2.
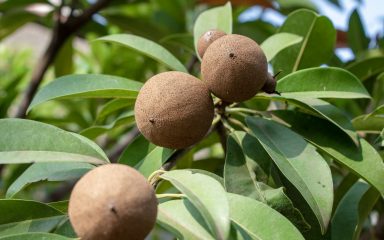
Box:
251 122 325 230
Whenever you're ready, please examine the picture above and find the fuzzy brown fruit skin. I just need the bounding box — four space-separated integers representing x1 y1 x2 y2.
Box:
197 29 227 59
135 71 214 149
68 164 157 240
201 34 268 102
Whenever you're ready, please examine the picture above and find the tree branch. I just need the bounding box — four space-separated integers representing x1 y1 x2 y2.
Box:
14 0 112 118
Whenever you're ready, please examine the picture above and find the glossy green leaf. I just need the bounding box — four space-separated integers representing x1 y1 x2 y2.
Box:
157 199 215 240
0 119 108 165
96 98 135 123
193 2 232 60
273 110 384 197
260 33 302 62
272 9 336 77
0 200 65 236
80 111 135 139
256 95 358 144
348 9 370 55
119 135 174 177
6 162 94 198
0 233 75 240
246 117 333 233
346 57 384 81
28 74 142 112
160 170 230 240
228 193 304 240
276 67 370 99
97 34 187 72
330 182 379 240
224 131 269 202
224 131 310 232
352 115 384 133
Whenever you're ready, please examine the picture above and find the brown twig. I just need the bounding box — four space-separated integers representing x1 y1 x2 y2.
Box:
14 0 112 118
215 100 231 153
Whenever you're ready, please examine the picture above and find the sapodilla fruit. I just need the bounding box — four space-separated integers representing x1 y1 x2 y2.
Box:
197 29 227 59
261 73 277 94
68 164 157 240
201 34 268 102
134 71 214 149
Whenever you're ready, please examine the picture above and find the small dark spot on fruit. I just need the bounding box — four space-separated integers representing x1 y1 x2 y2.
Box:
109 204 118 215
229 53 235 59
149 118 155 124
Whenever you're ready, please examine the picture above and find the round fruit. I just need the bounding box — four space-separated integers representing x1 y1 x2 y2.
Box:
68 164 157 240
201 34 268 102
197 29 227 59
261 73 277 94
134 71 214 149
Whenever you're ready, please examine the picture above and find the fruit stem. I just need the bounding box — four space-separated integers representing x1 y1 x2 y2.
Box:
228 118 251 133
211 114 221 126
156 193 186 199
148 170 166 185
221 119 235 133
226 107 262 116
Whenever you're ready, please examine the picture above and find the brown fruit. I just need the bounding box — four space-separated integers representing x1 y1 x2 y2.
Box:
197 29 227 58
68 164 157 240
201 34 268 102
261 73 277 94
134 71 214 149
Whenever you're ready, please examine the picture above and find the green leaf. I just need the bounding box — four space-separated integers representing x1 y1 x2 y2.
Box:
352 115 384 133
224 131 310 232
160 170 230 240
80 111 135 139
228 193 304 240
289 98 358 143
96 98 135 123
53 218 76 238
224 131 269 202
330 182 379 240
54 38 74 77
276 67 370 99
48 201 69 213
6 163 94 198
273 110 384 197
0 200 65 236
119 135 174 178
272 9 336 77
348 9 370 55
346 57 384 81
256 95 358 144
260 33 303 62
246 117 333 233
28 74 142 112
157 199 215 240
97 34 187 72
0 233 75 240
0 119 108 165
193 2 232 60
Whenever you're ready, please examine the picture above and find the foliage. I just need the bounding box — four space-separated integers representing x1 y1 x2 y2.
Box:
1 0 384 239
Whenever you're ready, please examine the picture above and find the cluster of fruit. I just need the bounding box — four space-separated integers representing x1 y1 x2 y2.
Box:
67 30 276 240
135 29 276 149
